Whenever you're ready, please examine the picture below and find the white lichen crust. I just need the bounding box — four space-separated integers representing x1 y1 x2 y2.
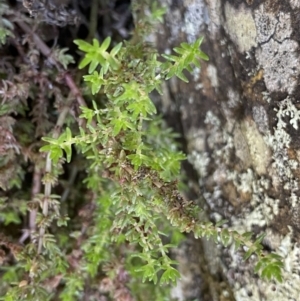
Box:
256 39 299 94
187 97 300 300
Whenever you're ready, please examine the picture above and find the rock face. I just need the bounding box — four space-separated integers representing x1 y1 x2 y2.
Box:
155 1 300 300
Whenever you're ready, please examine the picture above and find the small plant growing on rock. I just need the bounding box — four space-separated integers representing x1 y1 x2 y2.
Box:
0 0 283 300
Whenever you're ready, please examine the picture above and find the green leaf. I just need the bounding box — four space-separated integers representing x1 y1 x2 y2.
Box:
0 211 21 225
176 71 188 83
195 37 204 48
173 47 185 55
78 56 92 70
254 233 266 246
65 127 72 141
161 54 178 62
166 68 176 80
220 229 231 247
62 144 72 163
243 247 256 261
198 51 209 61
234 239 241 251
92 38 99 48
99 36 111 51
80 105 95 123
261 264 281 281
74 39 92 52
242 232 253 240
112 120 124 136
136 263 158 284
160 267 180 284
49 145 64 163
88 59 98 74
110 42 122 56
215 220 228 227
42 136 59 145
40 144 52 153
127 153 150 170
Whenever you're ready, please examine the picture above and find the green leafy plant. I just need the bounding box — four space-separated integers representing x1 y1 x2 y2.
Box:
0 0 284 300
40 23 283 286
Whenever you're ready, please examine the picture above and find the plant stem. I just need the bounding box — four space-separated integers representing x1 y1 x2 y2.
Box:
37 106 70 254
87 0 99 42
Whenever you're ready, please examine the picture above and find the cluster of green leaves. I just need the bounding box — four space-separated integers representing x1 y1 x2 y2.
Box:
162 38 209 82
40 29 283 288
192 223 284 282
38 24 208 291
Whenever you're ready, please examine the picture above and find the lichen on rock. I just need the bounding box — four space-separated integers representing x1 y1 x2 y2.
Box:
224 2 257 53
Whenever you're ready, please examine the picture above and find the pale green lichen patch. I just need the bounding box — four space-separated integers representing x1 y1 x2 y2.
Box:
228 100 270 176
254 5 300 94
188 150 210 178
254 5 292 43
222 88 241 118
164 0 209 43
206 64 219 88
241 119 271 175
183 0 209 43
186 127 206 152
206 0 221 36
255 39 299 94
275 12 292 41
224 3 257 53
227 169 254 195
254 6 277 43
233 124 252 169
252 106 269 133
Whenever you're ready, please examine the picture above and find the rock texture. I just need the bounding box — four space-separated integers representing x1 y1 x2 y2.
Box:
155 0 300 300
